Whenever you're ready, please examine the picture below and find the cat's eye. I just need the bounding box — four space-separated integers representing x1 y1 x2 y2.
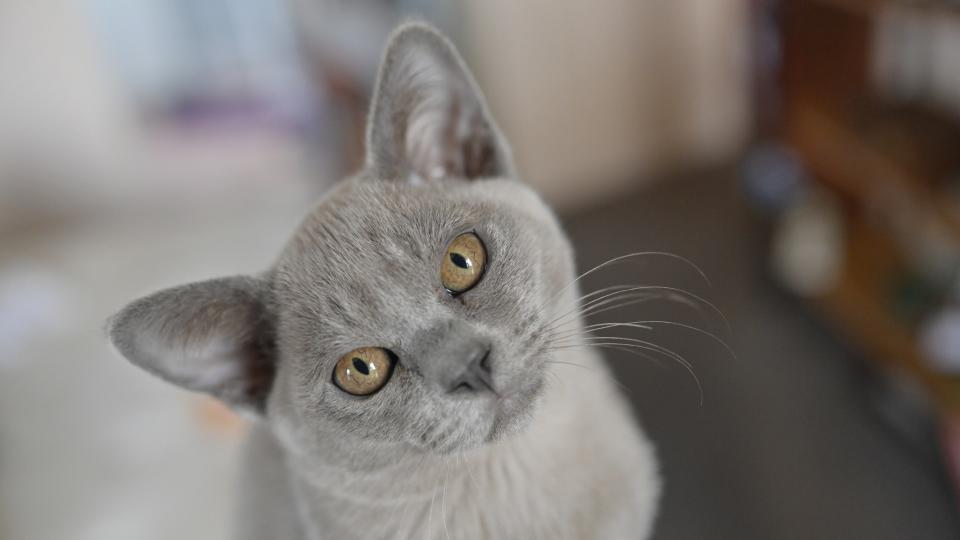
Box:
333 347 395 396
441 232 487 294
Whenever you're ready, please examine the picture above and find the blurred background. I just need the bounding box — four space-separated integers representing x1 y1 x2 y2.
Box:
2 0 960 538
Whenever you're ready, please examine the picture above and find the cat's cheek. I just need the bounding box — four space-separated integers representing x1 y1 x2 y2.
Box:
490 379 544 442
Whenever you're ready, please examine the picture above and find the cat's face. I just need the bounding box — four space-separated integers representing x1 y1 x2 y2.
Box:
107 23 574 460
270 177 571 454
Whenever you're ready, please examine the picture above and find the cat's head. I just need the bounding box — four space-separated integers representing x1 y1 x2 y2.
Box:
108 23 576 460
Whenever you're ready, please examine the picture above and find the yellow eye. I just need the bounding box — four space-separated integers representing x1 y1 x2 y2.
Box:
441 232 487 293
333 347 395 396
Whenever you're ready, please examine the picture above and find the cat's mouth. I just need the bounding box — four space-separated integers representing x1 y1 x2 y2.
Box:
415 370 544 454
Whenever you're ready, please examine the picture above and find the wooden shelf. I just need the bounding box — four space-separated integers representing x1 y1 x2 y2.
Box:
788 101 960 242
787 101 960 416
813 218 960 414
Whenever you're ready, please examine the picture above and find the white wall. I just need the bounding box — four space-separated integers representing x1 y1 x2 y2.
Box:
464 0 751 209
0 1 140 210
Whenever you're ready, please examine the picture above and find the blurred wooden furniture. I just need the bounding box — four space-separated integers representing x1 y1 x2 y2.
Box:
780 0 960 427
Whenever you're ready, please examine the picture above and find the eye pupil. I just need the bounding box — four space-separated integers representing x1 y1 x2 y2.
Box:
352 358 369 375
450 252 470 269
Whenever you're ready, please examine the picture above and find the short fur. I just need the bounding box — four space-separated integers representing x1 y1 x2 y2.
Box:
108 23 660 539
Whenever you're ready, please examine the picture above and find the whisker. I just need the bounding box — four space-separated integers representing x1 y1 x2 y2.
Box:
548 344 666 369
583 287 731 334
578 292 665 319
441 457 452 540
534 252 722 410
546 341 703 405
460 452 481 495
541 288 659 334
560 284 662 315
573 321 738 361
426 480 436 539
545 285 730 336
549 335 694 375
548 319 735 363
544 317 654 343
544 251 711 312
585 292 717 332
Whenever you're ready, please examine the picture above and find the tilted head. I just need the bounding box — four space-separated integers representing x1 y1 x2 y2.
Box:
108 23 577 464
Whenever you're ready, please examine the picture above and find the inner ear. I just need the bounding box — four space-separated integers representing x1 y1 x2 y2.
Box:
365 23 514 183
107 276 275 414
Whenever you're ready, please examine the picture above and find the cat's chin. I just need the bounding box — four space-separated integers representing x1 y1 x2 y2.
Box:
315 383 542 458
422 378 545 455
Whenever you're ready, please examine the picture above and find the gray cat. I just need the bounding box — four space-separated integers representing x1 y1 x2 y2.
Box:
108 22 660 540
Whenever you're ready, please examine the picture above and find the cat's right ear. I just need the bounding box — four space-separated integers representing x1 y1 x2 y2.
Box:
106 276 275 415
365 22 515 183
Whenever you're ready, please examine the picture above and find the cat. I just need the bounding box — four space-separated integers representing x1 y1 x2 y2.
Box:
107 22 660 540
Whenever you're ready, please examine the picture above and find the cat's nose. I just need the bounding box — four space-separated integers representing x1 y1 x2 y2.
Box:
447 344 495 395
411 319 497 395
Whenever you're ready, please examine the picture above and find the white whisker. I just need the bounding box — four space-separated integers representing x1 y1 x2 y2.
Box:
580 321 737 361
535 251 723 409
545 285 730 336
441 457 452 540
426 478 437 540
544 251 711 312
546 340 703 405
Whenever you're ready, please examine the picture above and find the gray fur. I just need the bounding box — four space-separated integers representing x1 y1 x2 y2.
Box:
108 22 659 539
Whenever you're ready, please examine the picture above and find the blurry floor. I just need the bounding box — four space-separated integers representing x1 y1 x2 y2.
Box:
564 171 960 539
1 171 958 539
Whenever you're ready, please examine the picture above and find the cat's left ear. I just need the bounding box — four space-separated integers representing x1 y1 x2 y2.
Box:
107 276 275 415
365 22 515 183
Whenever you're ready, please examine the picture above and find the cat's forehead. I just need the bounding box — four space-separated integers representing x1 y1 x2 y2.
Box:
289 178 540 249
274 177 549 287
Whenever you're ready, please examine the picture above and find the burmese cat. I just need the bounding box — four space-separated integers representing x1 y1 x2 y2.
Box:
108 22 660 539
